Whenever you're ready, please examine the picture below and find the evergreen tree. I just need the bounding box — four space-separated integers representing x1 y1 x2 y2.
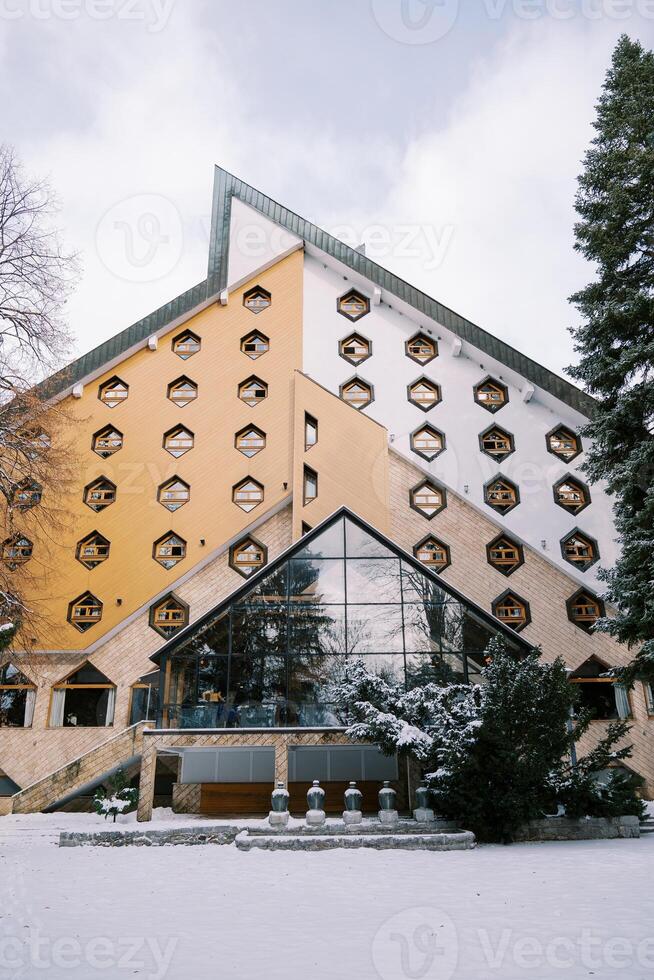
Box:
567 35 654 686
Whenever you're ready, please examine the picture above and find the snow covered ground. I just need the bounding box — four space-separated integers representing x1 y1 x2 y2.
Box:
0 810 653 980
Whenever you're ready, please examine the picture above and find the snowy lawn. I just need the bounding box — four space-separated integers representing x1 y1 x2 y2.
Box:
0 811 653 980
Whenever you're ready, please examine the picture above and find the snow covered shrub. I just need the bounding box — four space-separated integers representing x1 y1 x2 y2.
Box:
92 767 138 822
331 638 643 842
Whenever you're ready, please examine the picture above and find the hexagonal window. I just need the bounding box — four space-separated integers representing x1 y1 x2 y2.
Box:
408 377 442 412
98 376 128 408
337 289 369 322
163 425 194 458
172 330 201 359
232 477 264 513
240 331 269 359
474 377 508 413
340 377 373 410
235 425 266 458
67 591 103 632
167 376 198 408
479 425 514 461
561 529 599 571
243 286 271 314
414 536 451 572
22 427 50 458
229 536 268 578
410 424 445 461
92 425 123 459
553 476 590 515
153 532 187 570
12 480 42 509
158 477 190 512
406 333 438 365
1 535 33 570
76 532 110 569
492 590 530 632
486 534 524 576
484 475 519 515
339 333 371 366
238 376 268 408
83 477 116 512
410 479 447 519
149 593 189 638
566 589 605 632
546 425 582 462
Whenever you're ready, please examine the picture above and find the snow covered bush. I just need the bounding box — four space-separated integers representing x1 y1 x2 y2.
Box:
92 767 138 822
331 638 643 842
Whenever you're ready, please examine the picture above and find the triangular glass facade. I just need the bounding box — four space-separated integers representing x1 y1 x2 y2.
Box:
161 514 525 730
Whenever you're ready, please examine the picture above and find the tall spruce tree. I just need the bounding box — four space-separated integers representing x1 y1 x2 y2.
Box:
568 35 654 686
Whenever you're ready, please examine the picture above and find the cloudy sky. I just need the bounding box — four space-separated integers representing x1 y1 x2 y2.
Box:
2 1 653 379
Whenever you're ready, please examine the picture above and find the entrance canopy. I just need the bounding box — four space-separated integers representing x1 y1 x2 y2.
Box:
152 509 530 730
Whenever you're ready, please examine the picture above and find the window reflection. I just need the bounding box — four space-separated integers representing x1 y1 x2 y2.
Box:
289 559 345 604
345 559 402 604
346 604 404 653
289 605 346 655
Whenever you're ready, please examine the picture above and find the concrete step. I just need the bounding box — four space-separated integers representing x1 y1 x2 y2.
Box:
236 829 475 851
247 818 459 837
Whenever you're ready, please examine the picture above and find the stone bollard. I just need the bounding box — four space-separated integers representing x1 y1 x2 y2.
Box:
343 781 363 826
306 780 326 827
269 781 290 829
378 780 399 828
413 779 435 824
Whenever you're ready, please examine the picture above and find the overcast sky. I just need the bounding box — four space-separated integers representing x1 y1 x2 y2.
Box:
2 1 653 380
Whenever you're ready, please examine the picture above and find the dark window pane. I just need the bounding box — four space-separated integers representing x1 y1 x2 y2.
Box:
346 604 404 653
228 654 287 728
406 652 466 688
440 604 466 651
0 689 29 727
465 652 488 686
288 654 346 726
169 656 197 707
401 561 451 604
239 565 288 605
129 685 159 724
460 611 497 653
293 518 345 559
197 656 229 701
62 688 110 727
575 683 618 720
289 559 345 604
346 558 402 603
186 615 229 658
231 605 287 655
345 521 395 558
402 603 445 653
289 605 346 655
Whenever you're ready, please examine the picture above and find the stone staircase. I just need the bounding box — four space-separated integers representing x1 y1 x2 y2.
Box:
10 722 146 815
235 821 475 851
639 816 654 836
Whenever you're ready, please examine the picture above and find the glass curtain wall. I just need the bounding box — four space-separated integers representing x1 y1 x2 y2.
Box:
163 516 522 729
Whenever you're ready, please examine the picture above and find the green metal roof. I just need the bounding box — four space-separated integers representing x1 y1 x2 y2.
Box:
47 165 595 417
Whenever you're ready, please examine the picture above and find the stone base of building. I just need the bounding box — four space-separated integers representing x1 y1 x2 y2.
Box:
513 815 640 841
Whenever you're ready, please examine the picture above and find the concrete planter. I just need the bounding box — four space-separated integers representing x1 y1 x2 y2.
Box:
514 815 640 842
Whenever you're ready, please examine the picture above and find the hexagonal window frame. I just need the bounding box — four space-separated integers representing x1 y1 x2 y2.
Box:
167 376 198 408
410 423 446 461
478 424 515 461
92 424 123 459
240 330 270 360
98 376 129 409
12 480 42 510
339 332 372 367
410 479 447 520
232 477 264 513
238 375 268 408
553 474 591 516
172 329 201 359
1 534 33 570
83 476 116 512
235 424 266 458
405 333 438 365
229 535 269 579
67 591 103 633
163 425 194 458
486 534 524 576
75 531 111 570
413 535 451 573
560 528 599 572
153 531 187 570
484 474 520 515
474 376 508 413
339 376 374 410
243 286 271 314
149 592 189 639
337 288 370 322
546 424 582 462
566 588 605 632
157 476 190 512
407 377 442 413
491 590 531 632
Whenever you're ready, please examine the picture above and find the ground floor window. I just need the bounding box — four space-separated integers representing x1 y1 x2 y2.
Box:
0 663 36 727
129 672 160 724
50 663 116 727
570 658 630 720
